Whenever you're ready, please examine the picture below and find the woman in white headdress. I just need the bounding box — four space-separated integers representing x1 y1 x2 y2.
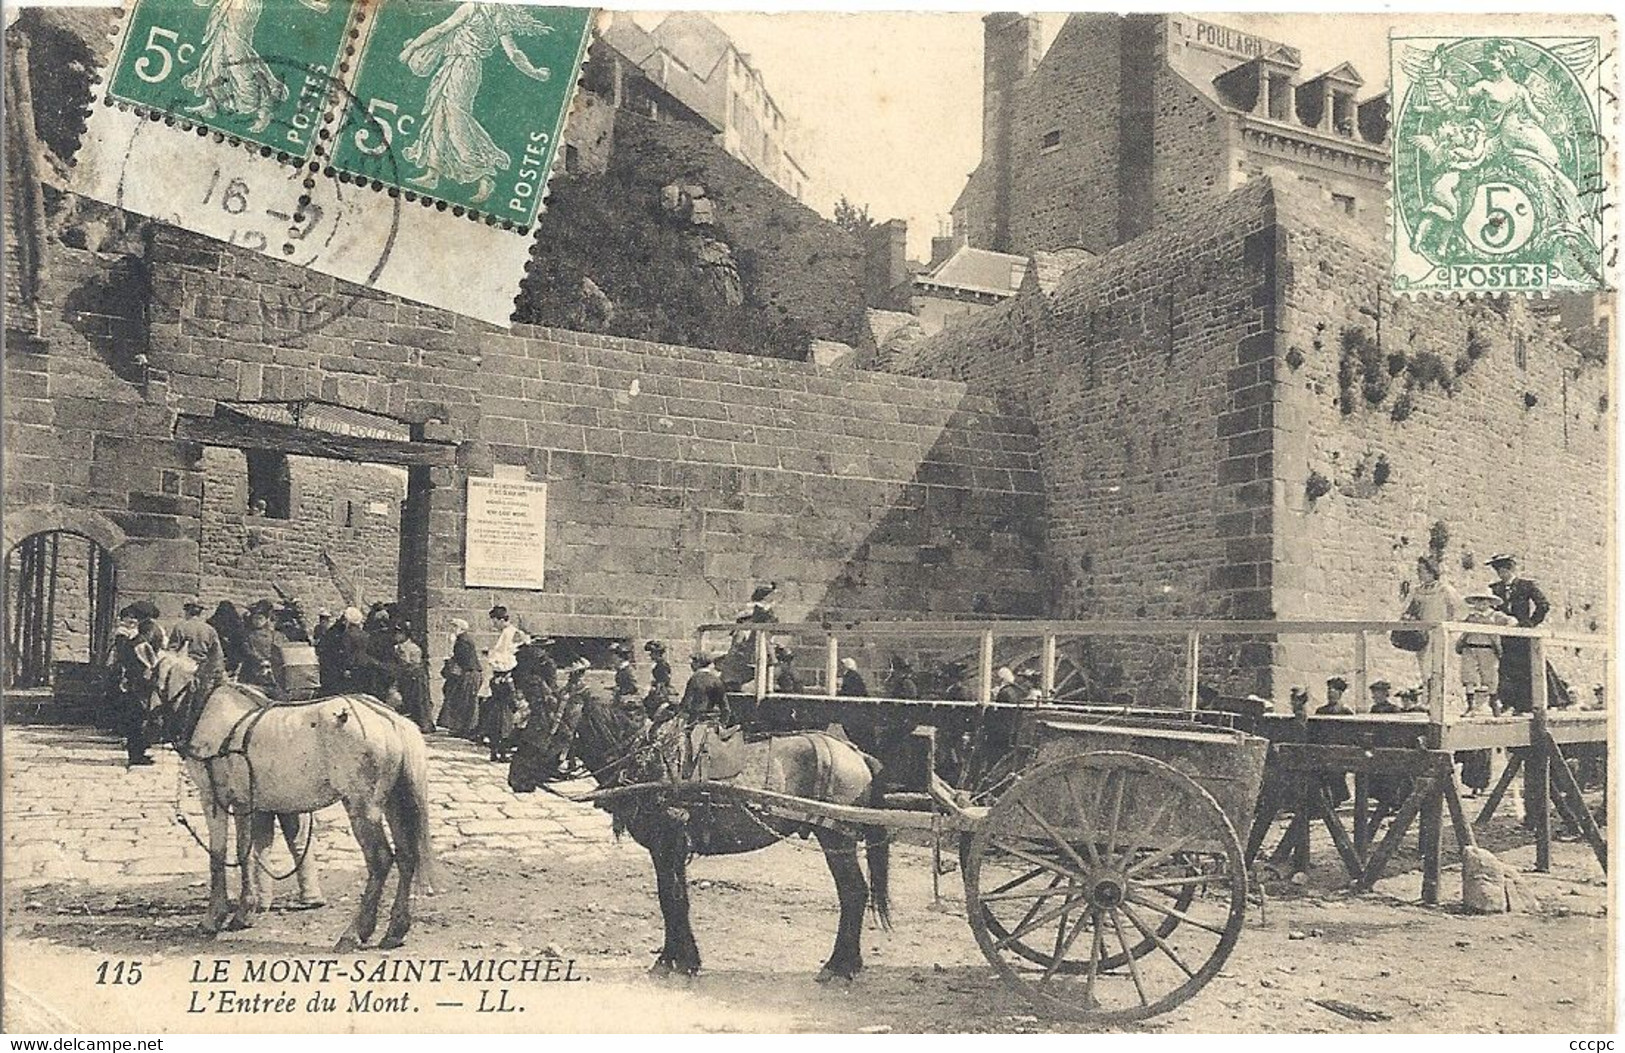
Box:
398 3 554 203
181 0 289 133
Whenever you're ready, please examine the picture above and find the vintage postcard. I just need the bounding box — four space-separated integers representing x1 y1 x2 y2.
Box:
2 2 1618 1037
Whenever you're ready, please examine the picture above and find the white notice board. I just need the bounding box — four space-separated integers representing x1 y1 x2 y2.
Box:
464 477 548 589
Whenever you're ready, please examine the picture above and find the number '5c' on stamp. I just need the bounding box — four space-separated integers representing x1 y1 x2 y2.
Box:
330 2 594 229
107 0 357 161
1390 35 1608 295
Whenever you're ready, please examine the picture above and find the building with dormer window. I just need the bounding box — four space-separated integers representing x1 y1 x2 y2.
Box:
952 13 1390 258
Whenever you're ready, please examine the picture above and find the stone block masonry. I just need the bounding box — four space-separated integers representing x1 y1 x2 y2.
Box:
888 176 1609 701
4 223 1049 696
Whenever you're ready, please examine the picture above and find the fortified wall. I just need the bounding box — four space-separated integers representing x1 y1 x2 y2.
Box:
4 226 1049 682
892 179 1611 698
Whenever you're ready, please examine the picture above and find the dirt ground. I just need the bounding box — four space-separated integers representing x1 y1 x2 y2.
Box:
3 804 1611 1034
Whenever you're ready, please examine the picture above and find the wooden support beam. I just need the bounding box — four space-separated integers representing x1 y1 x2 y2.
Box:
1316 787 1364 879
1184 630 1200 712
1443 772 1477 851
1419 779 1444 906
1293 775 1315 874
824 635 840 699
753 627 771 702
176 411 456 466
1476 751 1523 827
1529 637 1551 872
1545 732 1608 871
1040 634 1057 702
1354 631 1369 712
977 630 995 704
1269 808 1311 867
1246 799 1280 864
1357 783 1427 891
1353 773 1371 855
1270 743 1452 777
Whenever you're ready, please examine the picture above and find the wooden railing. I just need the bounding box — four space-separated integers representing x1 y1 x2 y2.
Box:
694 618 1610 726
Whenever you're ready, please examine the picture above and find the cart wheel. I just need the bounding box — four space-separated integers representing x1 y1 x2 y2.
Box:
961 834 1195 972
963 750 1247 1024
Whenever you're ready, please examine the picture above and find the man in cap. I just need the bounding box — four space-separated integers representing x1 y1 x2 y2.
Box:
168 599 226 692
940 660 970 702
1316 676 1353 715
1368 680 1400 714
1487 554 1550 714
681 652 730 723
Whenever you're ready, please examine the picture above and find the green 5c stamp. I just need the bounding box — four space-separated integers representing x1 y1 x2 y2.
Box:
331 2 593 228
105 0 356 160
1391 36 1608 294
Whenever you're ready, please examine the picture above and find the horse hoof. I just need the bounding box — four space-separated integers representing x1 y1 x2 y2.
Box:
201 918 225 935
649 959 675 977
816 967 858 984
334 936 361 953
379 934 405 951
295 897 327 911
223 916 251 932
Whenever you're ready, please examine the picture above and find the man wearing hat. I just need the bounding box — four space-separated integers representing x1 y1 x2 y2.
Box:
610 642 639 706
239 599 283 691
837 656 869 698
884 655 919 700
1457 592 1513 714
110 603 164 766
1316 676 1353 715
642 641 675 717
1488 554 1550 714
681 652 729 723
168 599 226 691
993 666 1023 704
940 660 970 702
773 645 804 694
1368 680 1400 714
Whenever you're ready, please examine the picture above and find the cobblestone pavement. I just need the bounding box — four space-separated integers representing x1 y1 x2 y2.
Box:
1 724 614 886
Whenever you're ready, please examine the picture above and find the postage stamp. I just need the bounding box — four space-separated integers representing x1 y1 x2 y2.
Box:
105 0 357 160
332 2 593 227
1390 34 1610 294
76 0 594 325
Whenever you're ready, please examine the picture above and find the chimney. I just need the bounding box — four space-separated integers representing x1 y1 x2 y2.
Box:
929 234 962 269
983 13 1041 254
864 219 910 309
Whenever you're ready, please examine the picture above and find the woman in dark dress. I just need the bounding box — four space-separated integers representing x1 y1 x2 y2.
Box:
440 618 483 738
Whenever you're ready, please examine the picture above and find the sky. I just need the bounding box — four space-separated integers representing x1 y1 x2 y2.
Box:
633 12 1397 259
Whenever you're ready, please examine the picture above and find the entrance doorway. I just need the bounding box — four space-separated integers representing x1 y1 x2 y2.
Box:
3 530 118 690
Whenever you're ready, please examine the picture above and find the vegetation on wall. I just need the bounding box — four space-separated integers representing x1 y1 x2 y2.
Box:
1338 325 1483 422
515 175 814 360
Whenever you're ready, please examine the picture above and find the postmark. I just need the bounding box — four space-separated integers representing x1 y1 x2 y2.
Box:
1390 34 1610 294
74 0 595 325
330 1 592 229
104 0 357 161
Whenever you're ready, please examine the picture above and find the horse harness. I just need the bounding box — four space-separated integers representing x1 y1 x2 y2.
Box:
161 672 351 878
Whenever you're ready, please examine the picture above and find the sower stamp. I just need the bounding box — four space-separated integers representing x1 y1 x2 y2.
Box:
332 2 592 229
75 0 595 325
1391 34 1610 295
104 0 357 160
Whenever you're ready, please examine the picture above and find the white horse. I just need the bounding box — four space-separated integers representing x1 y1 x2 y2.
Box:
149 652 441 950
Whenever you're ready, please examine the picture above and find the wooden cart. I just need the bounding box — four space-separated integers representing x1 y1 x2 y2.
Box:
592 706 1267 1023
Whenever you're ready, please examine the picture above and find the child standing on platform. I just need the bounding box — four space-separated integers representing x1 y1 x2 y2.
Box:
1457 592 1514 715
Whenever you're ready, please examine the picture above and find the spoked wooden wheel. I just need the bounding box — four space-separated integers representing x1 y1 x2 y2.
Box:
963 751 1247 1024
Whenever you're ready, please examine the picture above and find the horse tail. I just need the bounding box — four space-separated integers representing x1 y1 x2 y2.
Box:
858 751 891 929
864 827 892 930
394 725 446 893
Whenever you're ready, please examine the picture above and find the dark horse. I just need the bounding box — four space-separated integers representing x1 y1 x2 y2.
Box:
508 696 890 980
